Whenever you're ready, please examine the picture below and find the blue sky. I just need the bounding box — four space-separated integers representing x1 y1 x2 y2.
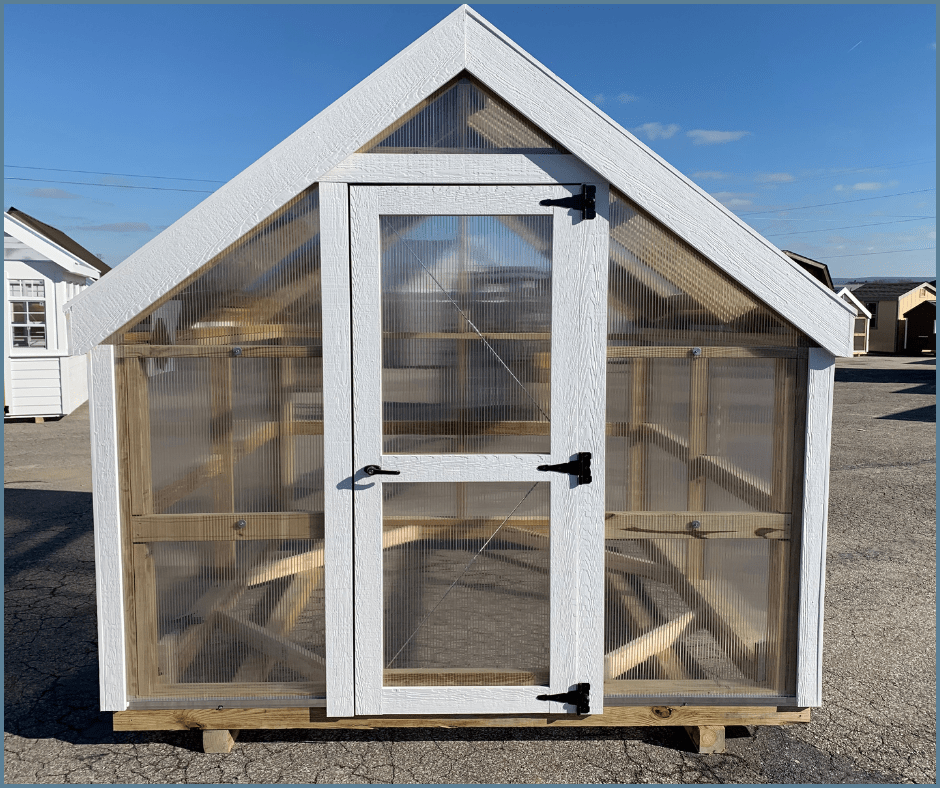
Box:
4 4 936 279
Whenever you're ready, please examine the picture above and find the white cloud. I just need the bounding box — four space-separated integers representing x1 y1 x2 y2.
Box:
617 92 638 103
693 171 732 180
81 222 152 233
756 172 795 183
26 187 79 199
634 122 680 141
687 129 750 145
711 191 754 208
834 182 891 191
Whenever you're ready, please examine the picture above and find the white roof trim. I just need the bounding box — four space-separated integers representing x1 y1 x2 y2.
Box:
836 288 872 318
67 4 854 357
4 213 102 279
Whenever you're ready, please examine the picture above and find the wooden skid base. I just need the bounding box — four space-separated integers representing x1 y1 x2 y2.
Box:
115 705 809 733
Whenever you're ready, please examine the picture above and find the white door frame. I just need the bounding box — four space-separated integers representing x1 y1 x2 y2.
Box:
343 183 608 716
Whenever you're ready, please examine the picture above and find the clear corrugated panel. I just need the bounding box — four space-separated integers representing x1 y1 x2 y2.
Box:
360 74 566 154
382 215 552 454
145 357 323 514
382 482 550 687
705 359 778 513
605 185 802 699
116 186 321 347
608 188 800 348
144 539 325 700
604 537 791 697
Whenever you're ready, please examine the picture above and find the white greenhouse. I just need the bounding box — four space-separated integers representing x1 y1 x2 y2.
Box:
65 6 854 754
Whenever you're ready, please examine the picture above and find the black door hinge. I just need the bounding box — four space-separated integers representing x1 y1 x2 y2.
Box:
537 682 590 714
537 452 592 485
539 184 596 220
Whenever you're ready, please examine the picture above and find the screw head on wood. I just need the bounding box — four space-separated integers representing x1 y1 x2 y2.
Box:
691 347 702 357
234 519 247 530
232 347 242 356
688 520 701 530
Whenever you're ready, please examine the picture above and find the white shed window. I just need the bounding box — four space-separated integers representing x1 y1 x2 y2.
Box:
9 278 47 348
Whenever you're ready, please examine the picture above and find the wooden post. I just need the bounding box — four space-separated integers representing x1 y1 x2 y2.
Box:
627 358 648 511
684 724 726 754
686 356 708 581
202 728 238 754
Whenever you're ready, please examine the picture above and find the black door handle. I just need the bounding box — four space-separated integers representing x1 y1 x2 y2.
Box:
363 465 401 476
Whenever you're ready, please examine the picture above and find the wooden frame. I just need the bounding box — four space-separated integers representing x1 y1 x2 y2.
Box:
348 183 608 716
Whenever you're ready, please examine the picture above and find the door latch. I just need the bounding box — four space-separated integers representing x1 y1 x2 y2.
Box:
537 452 592 485
537 682 590 714
539 184 596 220
363 465 400 476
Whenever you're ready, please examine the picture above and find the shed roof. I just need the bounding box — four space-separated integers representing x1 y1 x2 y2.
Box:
64 4 853 357
781 251 834 291
6 207 110 276
851 281 935 302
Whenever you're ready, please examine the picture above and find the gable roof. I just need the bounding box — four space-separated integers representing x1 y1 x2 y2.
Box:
65 4 854 357
850 281 935 302
835 288 872 318
782 251 834 291
5 208 110 277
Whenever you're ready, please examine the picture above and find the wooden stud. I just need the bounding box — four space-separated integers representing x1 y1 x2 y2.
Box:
604 612 694 680
132 544 158 696
627 357 648 511
125 357 153 516
686 357 708 582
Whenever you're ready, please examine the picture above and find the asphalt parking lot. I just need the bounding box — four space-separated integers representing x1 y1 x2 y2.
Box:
4 354 935 784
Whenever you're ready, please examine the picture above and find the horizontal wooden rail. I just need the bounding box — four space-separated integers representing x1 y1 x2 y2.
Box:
121 345 321 358
114 705 810 730
607 345 806 360
132 512 324 542
122 326 321 345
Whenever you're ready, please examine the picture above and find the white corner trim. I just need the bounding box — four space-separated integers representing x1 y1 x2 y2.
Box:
836 288 872 318
65 7 470 355
88 345 128 711
3 213 101 279
320 182 356 718
795 348 836 707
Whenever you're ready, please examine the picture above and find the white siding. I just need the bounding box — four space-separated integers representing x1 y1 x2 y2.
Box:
60 353 90 414
9 357 62 416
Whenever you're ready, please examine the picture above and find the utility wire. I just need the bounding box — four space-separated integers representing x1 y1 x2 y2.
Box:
4 164 226 183
739 188 936 216
4 176 215 194
765 217 935 238
822 246 936 259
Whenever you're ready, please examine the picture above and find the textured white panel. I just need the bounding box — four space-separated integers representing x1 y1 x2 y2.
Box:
320 182 356 717
88 345 128 710
796 348 835 706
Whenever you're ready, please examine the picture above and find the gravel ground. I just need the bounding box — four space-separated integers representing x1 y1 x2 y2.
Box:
4 353 935 784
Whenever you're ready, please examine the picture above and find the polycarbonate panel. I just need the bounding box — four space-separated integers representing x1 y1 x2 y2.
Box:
382 482 550 686
145 539 325 699
608 188 800 348
146 357 323 514
117 186 321 347
381 215 552 454
604 538 792 697
705 359 778 513
360 74 566 154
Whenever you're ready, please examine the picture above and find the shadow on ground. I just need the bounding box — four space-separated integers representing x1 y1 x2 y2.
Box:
834 365 936 390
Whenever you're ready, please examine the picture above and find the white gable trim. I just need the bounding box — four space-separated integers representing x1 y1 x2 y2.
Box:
836 288 872 318
66 4 853 356
4 213 101 279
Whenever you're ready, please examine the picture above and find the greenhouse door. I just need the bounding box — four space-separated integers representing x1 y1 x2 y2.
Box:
349 184 608 715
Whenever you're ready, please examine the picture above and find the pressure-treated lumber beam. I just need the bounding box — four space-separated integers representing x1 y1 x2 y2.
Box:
114 705 811 730
684 725 726 754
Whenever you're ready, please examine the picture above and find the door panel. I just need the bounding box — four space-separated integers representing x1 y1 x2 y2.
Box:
350 184 608 715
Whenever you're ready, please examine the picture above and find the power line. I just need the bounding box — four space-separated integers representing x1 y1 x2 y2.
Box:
4 177 214 194
4 164 225 184
739 188 936 216
765 217 935 238
822 246 936 259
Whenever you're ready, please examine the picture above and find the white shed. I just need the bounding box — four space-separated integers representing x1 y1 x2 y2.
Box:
4 208 109 419
836 287 872 356
65 5 854 752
